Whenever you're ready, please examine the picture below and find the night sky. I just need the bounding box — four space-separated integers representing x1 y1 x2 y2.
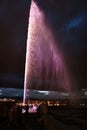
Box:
0 0 87 91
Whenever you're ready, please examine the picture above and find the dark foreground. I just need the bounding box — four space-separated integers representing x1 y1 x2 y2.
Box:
0 106 87 130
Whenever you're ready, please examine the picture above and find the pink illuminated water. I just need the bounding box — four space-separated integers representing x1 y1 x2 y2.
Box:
23 0 72 103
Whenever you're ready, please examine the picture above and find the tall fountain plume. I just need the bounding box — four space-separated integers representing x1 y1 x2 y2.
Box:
23 0 72 103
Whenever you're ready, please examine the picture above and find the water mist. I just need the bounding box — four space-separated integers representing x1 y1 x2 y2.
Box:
23 0 72 103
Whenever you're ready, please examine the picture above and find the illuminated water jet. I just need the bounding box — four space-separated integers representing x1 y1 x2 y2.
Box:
23 0 72 103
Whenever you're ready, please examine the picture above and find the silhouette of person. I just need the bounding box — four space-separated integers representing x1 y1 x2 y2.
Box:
25 104 29 120
37 103 59 130
16 105 22 126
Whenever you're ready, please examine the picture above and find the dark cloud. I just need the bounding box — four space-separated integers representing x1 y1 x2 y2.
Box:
0 74 23 88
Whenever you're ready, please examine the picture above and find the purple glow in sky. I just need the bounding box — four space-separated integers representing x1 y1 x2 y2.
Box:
23 0 72 103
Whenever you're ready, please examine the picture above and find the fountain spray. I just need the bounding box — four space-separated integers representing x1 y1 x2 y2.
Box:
23 0 72 104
